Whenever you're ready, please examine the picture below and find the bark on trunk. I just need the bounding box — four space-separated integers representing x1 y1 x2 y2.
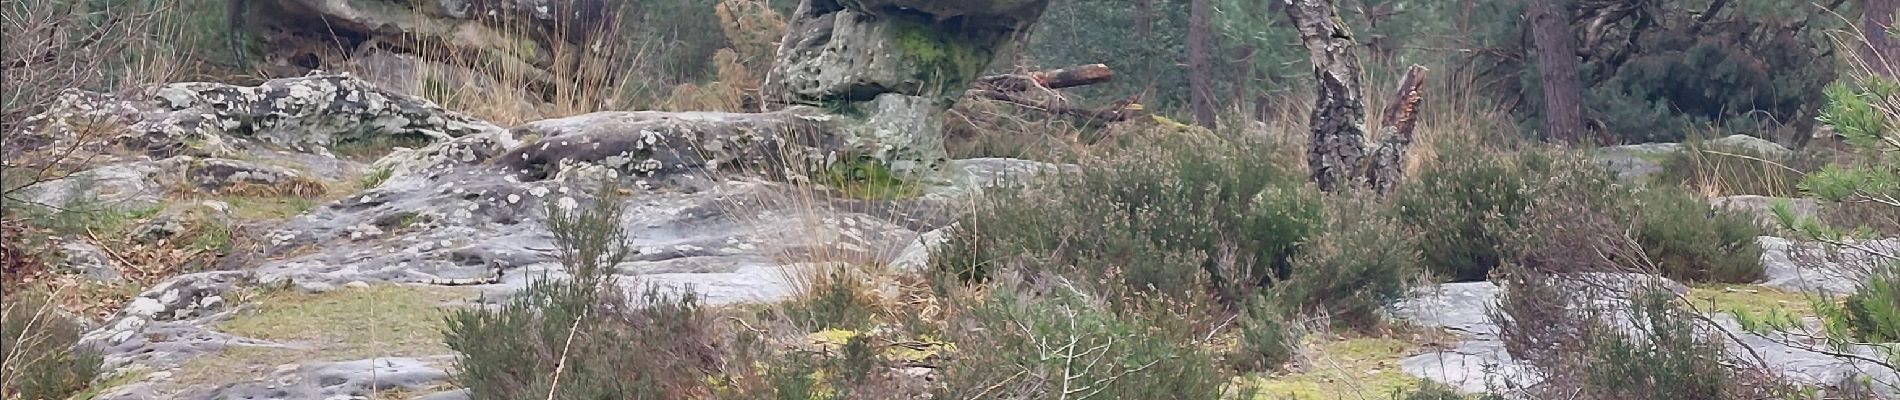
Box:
1867 0 1898 76
1529 0 1586 145
1283 0 1368 192
1137 0 1154 38
1188 0 1220 128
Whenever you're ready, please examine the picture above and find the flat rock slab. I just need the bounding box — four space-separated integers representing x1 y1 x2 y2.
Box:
1393 275 1898 398
1758 236 1895 294
253 157 1061 307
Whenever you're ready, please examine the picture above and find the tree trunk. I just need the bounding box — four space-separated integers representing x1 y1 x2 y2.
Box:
1137 0 1154 38
1188 0 1220 128
1867 0 1898 76
1529 0 1586 145
1283 0 1368 192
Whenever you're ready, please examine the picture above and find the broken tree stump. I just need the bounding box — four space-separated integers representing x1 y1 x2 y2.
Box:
1368 65 1429 196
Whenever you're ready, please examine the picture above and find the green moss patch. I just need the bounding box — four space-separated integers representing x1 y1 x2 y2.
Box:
1244 337 1425 399
1688 284 1826 320
173 285 474 389
822 157 922 199
219 195 317 220
217 284 476 357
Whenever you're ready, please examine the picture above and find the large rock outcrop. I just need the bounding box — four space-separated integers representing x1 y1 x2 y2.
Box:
762 0 1053 175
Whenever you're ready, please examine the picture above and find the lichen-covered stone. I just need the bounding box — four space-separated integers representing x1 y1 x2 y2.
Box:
18 75 503 160
185 357 455 400
766 1 1040 106
153 75 500 155
840 94 947 174
80 271 256 370
59 241 123 283
185 159 306 192
15 157 190 213
499 109 842 181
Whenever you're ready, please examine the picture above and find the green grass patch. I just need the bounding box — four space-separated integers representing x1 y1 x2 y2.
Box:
216 284 476 358
822 157 922 199
177 285 471 389
66 368 149 400
219 195 317 220
359 166 394 189
1688 284 1825 320
1245 337 1425 399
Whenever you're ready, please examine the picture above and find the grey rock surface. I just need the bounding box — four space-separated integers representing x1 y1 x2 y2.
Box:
1711 195 1818 231
17 157 188 212
1592 142 1682 181
253 156 1060 306
1758 236 1895 294
20 75 500 160
187 357 455 400
80 271 258 370
1394 274 1898 397
186 158 315 192
1709 134 1794 158
1389 282 1502 338
59 240 124 283
1712 315 1898 398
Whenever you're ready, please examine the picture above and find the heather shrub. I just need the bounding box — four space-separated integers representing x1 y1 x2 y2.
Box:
1 291 104 400
1493 272 1797 399
1633 186 1766 283
1395 141 1533 281
1230 296 1302 373
1272 193 1421 328
933 285 1228 399
1507 154 1640 275
444 183 726 399
933 139 1321 304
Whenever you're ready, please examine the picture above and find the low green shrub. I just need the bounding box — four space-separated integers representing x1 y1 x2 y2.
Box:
444 182 724 399
1507 154 1640 275
1835 268 1900 343
1494 272 1799 399
1396 141 1533 281
1273 193 1421 328
933 287 1228 399
933 139 1321 305
782 268 879 332
444 280 723 400
1 291 104 400
1394 382 1468 400
1231 297 1302 373
1580 290 1797 399
1633 186 1766 283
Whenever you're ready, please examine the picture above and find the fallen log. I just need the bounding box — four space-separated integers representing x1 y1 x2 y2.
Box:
973 64 1116 92
968 89 1138 124
965 64 1136 124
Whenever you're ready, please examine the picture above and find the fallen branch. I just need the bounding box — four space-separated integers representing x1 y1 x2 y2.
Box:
965 64 1136 124
974 64 1115 92
967 89 1138 124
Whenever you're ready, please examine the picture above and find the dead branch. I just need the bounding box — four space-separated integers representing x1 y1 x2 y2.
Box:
974 64 1115 92
965 64 1135 124
1367 65 1429 196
